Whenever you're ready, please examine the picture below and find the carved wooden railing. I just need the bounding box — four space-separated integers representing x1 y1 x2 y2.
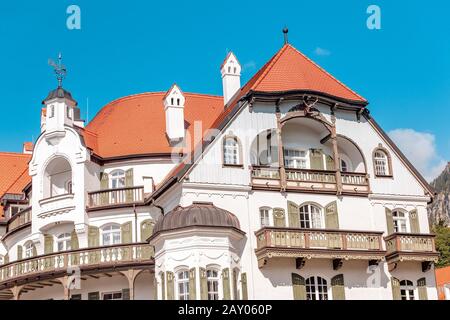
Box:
6 207 32 233
88 186 144 208
0 243 154 285
384 233 436 255
285 168 336 183
251 166 280 179
340 172 369 186
255 227 384 252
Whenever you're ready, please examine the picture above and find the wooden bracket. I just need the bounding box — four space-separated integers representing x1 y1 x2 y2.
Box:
388 262 398 272
295 257 306 270
421 261 433 273
332 259 343 271
356 108 365 122
258 258 268 269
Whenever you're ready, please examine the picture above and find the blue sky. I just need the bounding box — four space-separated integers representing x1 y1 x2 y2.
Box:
0 1 448 180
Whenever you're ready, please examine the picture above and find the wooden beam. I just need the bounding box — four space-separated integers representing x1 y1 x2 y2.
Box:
88 274 100 279
38 282 54 287
27 284 44 289
320 134 331 144
103 273 113 277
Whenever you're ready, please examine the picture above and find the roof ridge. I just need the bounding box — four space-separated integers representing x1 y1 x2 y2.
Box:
286 44 366 102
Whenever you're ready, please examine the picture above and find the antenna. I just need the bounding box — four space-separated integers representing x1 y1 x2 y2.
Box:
282 27 289 45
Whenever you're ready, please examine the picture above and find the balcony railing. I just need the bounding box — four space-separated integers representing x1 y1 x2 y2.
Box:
88 186 144 209
251 166 369 194
384 233 439 263
0 243 154 286
6 207 32 233
255 227 385 266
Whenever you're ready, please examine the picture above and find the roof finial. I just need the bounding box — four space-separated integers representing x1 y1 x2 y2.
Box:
282 27 289 45
48 53 67 88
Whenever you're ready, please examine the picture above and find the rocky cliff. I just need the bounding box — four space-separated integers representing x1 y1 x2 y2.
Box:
428 163 450 226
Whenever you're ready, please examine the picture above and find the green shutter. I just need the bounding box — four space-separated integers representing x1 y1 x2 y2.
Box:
391 277 401 300
44 234 53 254
291 273 306 300
121 221 132 244
88 291 99 300
417 278 428 300
241 273 248 300
309 149 324 170
325 154 335 171
331 274 346 300
325 201 339 229
17 245 23 260
125 169 134 202
32 244 37 257
409 210 420 233
70 230 80 265
140 219 154 242
287 201 299 228
222 268 231 300
122 288 130 300
4 254 9 264
161 272 166 300
189 268 197 300
88 226 100 263
385 208 394 235
100 172 109 205
200 268 208 300
273 208 286 228
166 271 174 300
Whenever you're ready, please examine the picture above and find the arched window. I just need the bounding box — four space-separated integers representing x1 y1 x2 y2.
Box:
400 280 415 300
177 270 190 300
259 207 270 228
373 147 392 177
299 204 323 229
306 276 328 300
340 159 348 172
24 241 34 258
101 224 121 245
110 170 126 189
57 233 72 252
223 136 241 166
206 269 219 300
392 210 408 233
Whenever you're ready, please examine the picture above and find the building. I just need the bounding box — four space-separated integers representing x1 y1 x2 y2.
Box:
436 266 450 300
0 37 440 300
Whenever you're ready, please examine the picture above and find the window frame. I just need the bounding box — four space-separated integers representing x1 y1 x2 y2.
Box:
222 135 243 167
177 269 190 300
283 148 307 169
372 146 393 178
57 233 72 252
400 280 415 300
101 224 121 246
306 276 329 300
24 241 34 258
102 291 123 300
259 207 271 228
110 170 126 189
299 203 324 229
392 210 409 233
206 268 220 300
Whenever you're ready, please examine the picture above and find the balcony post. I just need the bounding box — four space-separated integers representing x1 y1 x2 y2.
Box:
57 275 71 300
120 269 139 300
11 285 23 300
330 125 342 195
275 106 286 191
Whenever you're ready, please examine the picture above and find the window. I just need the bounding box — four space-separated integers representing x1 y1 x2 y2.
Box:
392 210 408 233
49 105 55 118
102 224 121 246
24 242 34 258
373 148 391 176
110 170 126 189
102 291 122 300
299 204 323 229
57 233 72 252
400 280 415 300
306 276 328 300
284 149 307 169
259 208 270 227
206 269 219 300
223 136 240 165
66 180 72 194
177 270 190 300
340 159 348 172
67 106 72 119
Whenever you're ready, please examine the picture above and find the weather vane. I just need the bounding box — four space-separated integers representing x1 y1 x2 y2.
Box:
48 53 67 88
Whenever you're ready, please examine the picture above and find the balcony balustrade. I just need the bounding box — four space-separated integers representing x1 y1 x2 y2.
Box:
87 186 144 209
6 207 32 234
255 227 385 268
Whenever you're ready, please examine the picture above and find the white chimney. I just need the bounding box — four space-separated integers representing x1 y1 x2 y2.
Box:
220 52 241 105
163 84 185 142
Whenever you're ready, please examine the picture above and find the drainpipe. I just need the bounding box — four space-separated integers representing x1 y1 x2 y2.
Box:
133 204 137 243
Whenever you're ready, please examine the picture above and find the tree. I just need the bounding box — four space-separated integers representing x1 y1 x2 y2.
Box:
432 223 450 267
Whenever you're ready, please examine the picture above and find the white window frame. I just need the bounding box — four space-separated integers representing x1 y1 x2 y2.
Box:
24 241 34 258
110 170 126 189
306 276 328 300
299 204 324 229
259 207 271 228
223 136 240 165
400 280 415 300
102 291 123 300
101 224 121 246
57 233 72 252
374 150 389 176
392 210 409 233
177 270 190 300
284 149 307 169
206 268 220 300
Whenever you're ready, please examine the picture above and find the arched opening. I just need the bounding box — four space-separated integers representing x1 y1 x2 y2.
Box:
43 157 72 199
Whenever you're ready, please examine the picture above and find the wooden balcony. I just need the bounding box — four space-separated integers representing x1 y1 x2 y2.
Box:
0 243 154 290
250 166 370 195
87 186 144 210
255 227 385 268
6 207 32 234
384 233 439 271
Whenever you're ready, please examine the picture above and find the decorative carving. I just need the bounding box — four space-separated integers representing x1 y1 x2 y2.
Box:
388 262 397 272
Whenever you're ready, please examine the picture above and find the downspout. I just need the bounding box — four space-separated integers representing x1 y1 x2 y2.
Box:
133 204 137 243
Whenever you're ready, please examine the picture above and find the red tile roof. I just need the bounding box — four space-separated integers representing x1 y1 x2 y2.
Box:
84 92 224 159
436 266 450 300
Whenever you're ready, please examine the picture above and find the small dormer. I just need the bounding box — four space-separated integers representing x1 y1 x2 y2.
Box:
163 84 185 142
220 52 241 105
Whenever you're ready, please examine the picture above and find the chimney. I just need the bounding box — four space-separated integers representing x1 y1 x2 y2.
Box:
163 84 185 142
221 52 241 105
23 142 33 154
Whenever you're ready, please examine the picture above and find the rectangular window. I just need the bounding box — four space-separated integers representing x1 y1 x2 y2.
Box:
178 271 189 300
260 209 270 227
102 291 123 300
284 149 307 169
223 138 239 165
